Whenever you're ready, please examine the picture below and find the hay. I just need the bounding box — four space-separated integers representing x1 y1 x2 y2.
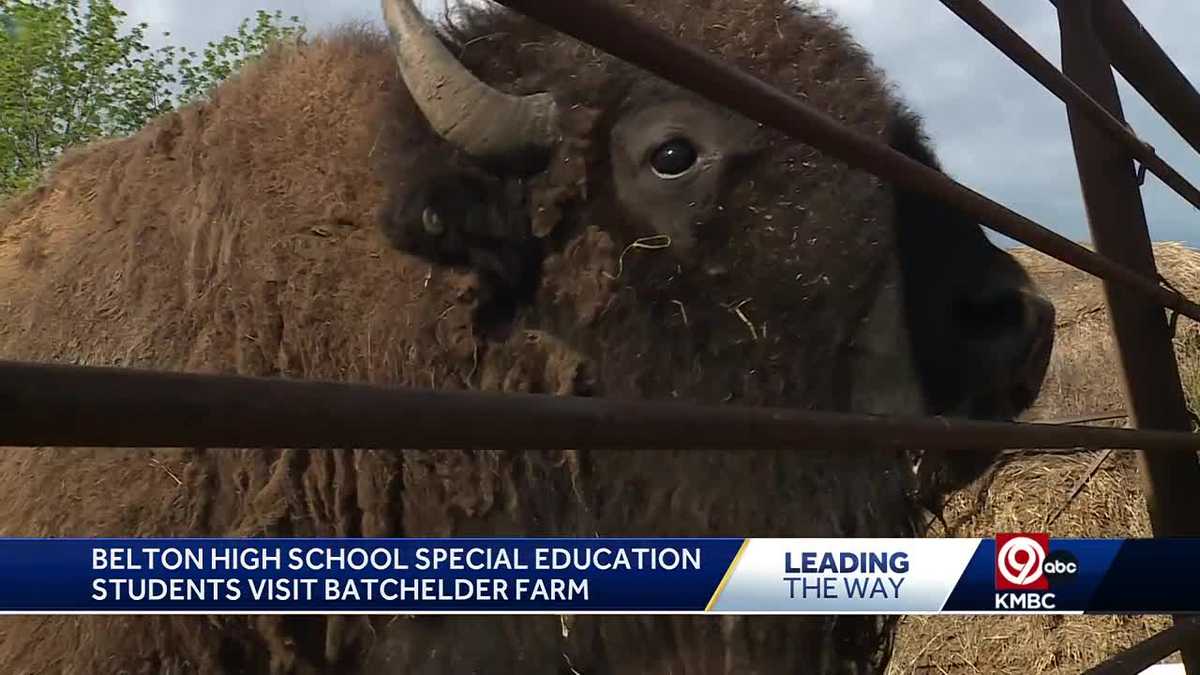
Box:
892 242 1200 674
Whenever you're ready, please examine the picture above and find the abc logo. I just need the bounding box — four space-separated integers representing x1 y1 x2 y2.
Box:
1044 550 1079 585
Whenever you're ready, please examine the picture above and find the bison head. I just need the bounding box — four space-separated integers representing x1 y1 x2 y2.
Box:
378 0 1053 455
372 0 1054 670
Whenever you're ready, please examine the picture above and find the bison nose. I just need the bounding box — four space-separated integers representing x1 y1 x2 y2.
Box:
1015 291 1055 408
915 284 1055 506
953 283 1056 417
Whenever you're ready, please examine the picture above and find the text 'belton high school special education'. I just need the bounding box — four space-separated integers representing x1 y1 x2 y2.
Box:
91 545 703 572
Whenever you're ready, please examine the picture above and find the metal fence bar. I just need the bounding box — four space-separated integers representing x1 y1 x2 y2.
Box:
940 0 1200 212
2 361 1199 451
1084 622 1200 675
1093 0 1200 158
1037 411 1128 426
491 0 1200 325
1056 2 1200 672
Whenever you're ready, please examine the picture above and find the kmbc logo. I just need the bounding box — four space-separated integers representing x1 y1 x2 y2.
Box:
995 533 1050 590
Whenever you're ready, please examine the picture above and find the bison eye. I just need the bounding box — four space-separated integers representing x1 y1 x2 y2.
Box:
650 137 698 179
421 207 444 236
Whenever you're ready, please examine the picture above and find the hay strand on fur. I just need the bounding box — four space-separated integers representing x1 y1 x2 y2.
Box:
602 234 672 281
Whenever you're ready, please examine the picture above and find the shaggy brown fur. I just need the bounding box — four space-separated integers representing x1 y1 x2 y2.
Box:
0 2 1044 673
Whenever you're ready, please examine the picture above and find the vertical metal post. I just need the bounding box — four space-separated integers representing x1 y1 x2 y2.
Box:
1093 0 1200 158
1056 2 1200 671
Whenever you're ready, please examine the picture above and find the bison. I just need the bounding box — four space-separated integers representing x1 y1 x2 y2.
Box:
0 0 1054 672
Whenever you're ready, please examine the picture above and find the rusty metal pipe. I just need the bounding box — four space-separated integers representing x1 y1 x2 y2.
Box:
1056 0 1200 539
1093 0 1200 158
491 0 1200 323
1038 411 1127 426
1 361 1198 451
940 0 1200 212
1083 621 1200 675
1057 1 1200 669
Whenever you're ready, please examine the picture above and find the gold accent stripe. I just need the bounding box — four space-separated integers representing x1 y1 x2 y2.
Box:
705 539 750 612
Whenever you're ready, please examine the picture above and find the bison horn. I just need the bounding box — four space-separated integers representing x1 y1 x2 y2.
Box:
381 0 561 162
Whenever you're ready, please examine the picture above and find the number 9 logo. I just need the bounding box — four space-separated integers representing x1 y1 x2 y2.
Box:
997 536 1046 586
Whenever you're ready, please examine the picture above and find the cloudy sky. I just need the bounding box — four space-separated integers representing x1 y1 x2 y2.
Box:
119 0 1200 247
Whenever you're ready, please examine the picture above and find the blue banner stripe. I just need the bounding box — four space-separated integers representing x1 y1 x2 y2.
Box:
704 538 749 611
0 538 745 613
1087 538 1200 612
940 539 987 611
0 537 1196 613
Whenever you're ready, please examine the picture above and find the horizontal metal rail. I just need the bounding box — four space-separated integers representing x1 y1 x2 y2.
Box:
1 361 1198 451
1092 0 1200 158
491 0 1200 323
1084 621 1200 675
941 0 1200 212
1037 411 1128 426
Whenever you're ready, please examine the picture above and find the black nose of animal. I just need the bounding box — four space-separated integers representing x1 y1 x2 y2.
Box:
1013 291 1055 410
953 284 1056 416
916 286 1056 503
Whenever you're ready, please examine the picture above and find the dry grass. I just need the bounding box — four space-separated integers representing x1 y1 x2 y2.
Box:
891 242 1200 674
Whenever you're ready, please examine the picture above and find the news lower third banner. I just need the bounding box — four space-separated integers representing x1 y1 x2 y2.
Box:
0 535 1196 614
